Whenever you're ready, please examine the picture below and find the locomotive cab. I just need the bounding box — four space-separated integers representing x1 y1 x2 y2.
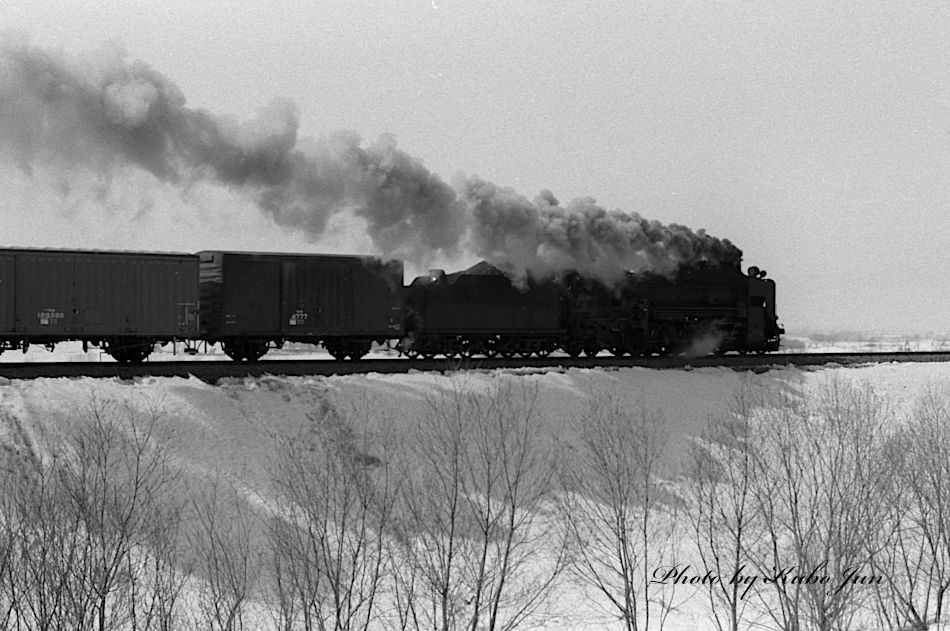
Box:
746 268 783 351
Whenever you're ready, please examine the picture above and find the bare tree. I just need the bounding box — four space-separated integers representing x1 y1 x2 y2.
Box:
0 394 184 631
561 394 682 631
188 474 262 631
870 387 950 630
3 448 89 631
685 381 770 631
0 458 19 628
265 401 398 631
56 397 182 631
746 378 893 631
124 498 192 631
390 377 565 631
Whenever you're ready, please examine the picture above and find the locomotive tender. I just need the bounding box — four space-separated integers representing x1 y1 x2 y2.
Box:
0 247 781 363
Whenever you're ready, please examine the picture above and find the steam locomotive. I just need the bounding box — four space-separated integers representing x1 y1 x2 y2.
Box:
0 248 782 363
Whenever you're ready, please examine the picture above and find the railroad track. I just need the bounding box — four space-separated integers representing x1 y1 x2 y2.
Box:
1 352 949 382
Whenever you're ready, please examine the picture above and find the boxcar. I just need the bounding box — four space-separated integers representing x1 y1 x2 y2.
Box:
0 248 199 362
198 251 404 360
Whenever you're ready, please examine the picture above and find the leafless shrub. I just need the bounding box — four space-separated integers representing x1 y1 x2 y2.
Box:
389 377 565 631
685 381 771 631
745 378 894 631
265 400 398 631
62 397 183 630
187 475 262 631
0 460 18 627
561 394 681 631
124 498 192 631
0 395 184 631
3 449 89 630
869 387 950 630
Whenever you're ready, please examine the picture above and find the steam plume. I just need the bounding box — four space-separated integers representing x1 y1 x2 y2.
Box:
461 177 740 285
0 39 741 284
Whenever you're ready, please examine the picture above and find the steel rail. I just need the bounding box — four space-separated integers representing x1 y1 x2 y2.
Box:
1 352 949 382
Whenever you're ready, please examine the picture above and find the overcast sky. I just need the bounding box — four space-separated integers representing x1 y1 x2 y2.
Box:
1 0 949 333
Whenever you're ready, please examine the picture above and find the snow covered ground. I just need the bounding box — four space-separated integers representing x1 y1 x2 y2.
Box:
779 331 950 353
0 358 948 629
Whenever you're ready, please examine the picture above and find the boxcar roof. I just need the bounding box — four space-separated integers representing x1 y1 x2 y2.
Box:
0 246 194 257
196 250 394 262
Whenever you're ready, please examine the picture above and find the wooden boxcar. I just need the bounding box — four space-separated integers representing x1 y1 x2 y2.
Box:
0 248 199 362
198 251 404 360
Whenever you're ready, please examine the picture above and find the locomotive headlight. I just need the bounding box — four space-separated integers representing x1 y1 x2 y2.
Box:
747 266 760 278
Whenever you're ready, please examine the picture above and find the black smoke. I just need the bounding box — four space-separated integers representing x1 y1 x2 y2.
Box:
0 39 741 284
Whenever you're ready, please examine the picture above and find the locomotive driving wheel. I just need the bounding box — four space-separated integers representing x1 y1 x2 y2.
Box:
496 338 517 358
460 338 483 358
656 325 682 356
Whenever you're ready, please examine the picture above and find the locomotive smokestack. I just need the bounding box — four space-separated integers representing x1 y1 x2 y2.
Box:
0 39 741 286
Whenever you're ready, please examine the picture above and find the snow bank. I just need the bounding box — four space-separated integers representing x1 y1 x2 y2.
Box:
0 362 948 629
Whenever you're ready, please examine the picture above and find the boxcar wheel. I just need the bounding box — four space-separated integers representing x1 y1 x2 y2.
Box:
348 340 371 360
327 348 349 361
223 340 268 362
111 348 150 364
109 339 150 364
243 347 267 362
222 342 247 362
114 350 149 364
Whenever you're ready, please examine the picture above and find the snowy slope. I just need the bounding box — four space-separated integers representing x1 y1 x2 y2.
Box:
0 362 947 629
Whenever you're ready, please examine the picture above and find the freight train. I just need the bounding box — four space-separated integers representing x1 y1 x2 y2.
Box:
0 247 782 363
